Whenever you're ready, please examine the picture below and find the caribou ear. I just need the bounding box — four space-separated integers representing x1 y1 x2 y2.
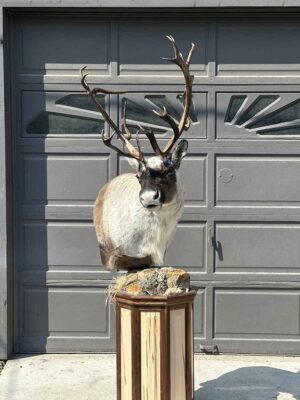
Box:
125 157 140 171
171 140 188 169
125 157 145 172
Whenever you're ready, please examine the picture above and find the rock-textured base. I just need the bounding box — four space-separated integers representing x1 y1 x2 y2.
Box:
108 267 190 299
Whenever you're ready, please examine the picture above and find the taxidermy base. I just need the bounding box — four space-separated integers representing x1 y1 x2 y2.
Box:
111 267 195 400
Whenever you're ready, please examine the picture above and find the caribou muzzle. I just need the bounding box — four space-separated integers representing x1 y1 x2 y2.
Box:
140 188 162 209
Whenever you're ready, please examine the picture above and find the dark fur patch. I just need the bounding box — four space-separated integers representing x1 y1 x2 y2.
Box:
138 164 178 205
100 248 153 271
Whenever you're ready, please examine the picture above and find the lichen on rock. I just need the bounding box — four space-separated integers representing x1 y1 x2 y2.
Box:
107 267 190 301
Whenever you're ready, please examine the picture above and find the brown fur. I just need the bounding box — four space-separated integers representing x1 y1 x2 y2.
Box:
93 181 116 263
162 180 178 204
100 250 153 271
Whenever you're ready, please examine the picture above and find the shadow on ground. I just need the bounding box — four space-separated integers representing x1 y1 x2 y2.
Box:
195 366 300 400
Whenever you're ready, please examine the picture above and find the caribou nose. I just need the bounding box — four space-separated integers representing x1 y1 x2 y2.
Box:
140 189 161 208
153 190 160 200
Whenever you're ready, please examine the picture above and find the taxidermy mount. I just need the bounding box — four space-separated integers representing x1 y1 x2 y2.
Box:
81 36 195 271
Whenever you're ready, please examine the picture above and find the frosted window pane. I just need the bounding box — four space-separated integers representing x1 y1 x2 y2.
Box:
224 95 247 123
125 98 169 129
27 111 104 134
56 94 105 112
236 95 279 126
248 99 300 129
125 95 198 131
258 126 300 135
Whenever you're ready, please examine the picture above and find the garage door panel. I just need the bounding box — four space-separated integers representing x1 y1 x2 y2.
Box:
16 19 110 76
215 223 300 273
23 221 100 270
23 221 205 272
217 156 300 206
179 156 207 206
211 339 300 355
217 20 300 76
165 223 206 270
23 154 110 203
21 287 110 349
118 20 208 76
214 289 300 337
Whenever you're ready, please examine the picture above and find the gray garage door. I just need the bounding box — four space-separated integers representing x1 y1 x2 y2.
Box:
11 13 300 354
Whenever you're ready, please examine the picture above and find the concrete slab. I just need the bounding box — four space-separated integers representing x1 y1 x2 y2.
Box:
0 354 300 400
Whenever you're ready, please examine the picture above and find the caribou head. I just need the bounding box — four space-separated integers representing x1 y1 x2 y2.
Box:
81 36 195 271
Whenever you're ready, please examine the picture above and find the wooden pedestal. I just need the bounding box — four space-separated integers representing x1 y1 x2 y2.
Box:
115 291 196 400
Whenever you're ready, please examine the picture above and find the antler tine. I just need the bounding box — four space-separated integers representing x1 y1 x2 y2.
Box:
135 129 146 164
152 106 179 137
122 100 132 140
157 36 195 155
80 66 121 135
186 42 196 66
80 67 142 161
163 35 181 62
139 126 164 159
92 87 127 96
101 129 139 160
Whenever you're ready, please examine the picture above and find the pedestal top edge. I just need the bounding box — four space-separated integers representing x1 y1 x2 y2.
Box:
115 289 196 306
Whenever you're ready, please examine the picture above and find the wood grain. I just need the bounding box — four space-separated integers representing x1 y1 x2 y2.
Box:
170 308 186 400
121 307 132 400
141 311 161 400
160 307 170 400
185 304 194 400
131 308 141 399
116 303 121 400
190 304 194 399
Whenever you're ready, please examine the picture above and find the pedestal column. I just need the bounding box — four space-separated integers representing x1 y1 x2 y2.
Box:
115 291 196 400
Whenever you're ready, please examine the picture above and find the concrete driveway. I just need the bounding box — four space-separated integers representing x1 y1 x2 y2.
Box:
0 354 300 400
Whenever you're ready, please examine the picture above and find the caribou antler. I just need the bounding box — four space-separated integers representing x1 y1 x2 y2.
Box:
138 36 195 157
80 67 144 162
154 35 195 156
80 36 195 161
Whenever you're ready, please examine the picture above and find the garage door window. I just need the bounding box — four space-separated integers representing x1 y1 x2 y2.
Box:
26 93 106 135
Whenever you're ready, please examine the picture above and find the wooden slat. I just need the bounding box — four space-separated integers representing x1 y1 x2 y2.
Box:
121 307 132 400
160 307 170 400
131 308 141 400
141 311 161 400
116 303 121 400
170 308 186 400
185 304 194 400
